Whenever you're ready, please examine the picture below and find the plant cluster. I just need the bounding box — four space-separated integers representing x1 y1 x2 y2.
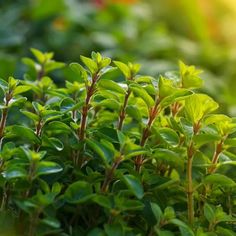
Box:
0 49 236 236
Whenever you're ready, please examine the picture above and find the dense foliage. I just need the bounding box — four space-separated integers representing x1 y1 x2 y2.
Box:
0 49 236 235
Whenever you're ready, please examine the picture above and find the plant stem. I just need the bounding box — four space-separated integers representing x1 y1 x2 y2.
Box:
186 122 200 226
171 102 181 117
101 156 122 192
37 62 45 81
72 110 77 121
135 100 160 172
208 139 223 174
187 141 194 226
35 119 43 137
0 184 8 211
75 74 99 167
78 74 98 141
117 89 131 130
0 92 12 150
28 208 41 236
34 119 43 151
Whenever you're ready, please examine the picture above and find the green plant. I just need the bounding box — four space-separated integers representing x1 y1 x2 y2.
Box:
0 49 236 236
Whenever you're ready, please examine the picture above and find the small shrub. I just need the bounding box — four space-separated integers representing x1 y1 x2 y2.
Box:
0 49 235 235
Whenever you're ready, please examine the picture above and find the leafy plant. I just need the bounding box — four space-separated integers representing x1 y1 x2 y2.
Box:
0 49 236 236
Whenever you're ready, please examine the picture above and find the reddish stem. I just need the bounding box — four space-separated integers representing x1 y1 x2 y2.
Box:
135 100 160 172
187 142 194 226
171 102 181 117
37 62 45 81
101 156 122 193
117 89 131 130
208 140 224 174
78 74 98 141
0 93 12 149
186 122 201 226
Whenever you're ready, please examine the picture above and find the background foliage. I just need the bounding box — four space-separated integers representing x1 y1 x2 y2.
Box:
1 0 236 113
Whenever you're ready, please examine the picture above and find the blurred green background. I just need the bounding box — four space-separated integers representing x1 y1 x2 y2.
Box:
1 0 236 114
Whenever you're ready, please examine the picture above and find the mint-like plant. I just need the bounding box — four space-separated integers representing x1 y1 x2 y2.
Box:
0 50 235 236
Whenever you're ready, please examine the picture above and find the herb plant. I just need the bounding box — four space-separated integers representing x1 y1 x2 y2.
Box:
0 49 236 236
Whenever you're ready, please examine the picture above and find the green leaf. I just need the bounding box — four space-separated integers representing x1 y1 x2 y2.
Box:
153 149 182 168
185 94 219 124
216 226 236 236
204 203 215 223
224 138 236 147
92 195 112 209
8 76 18 91
124 148 148 159
92 51 102 61
7 125 41 144
46 121 72 134
13 85 31 96
122 174 144 199
40 76 53 89
41 217 60 228
104 223 124 236
60 98 84 113
31 48 46 64
98 80 125 94
88 228 106 236
117 130 126 146
64 181 93 204
32 101 44 114
52 182 62 195
3 167 27 179
193 133 220 147
157 127 179 146
154 179 179 190
135 76 154 84
95 98 120 111
69 62 88 82
117 199 144 211
36 161 62 176
113 61 131 79
100 58 111 68
159 89 192 109
9 97 27 107
96 127 119 143
0 79 9 91
179 60 203 89
20 110 40 122
44 61 65 73
129 84 154 108
42 136 64 151
126 105 142 121
204 174 236 187
21 147 46 161
22 57 36 70
169 219 194 236
41 110 63 123
158 76 176 99
60 97 75 112
80 55 98 74
205 114 236 136
150 202 163 226
157 230 175 236
128 62 141 75
86 139 115 165
205 115 231 126
164 206 175 220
